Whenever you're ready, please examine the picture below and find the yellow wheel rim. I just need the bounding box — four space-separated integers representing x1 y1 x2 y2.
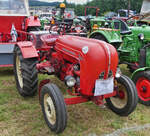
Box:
16 56 23 88
44 93 56 125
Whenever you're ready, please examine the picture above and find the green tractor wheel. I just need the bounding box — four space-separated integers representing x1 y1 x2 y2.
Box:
133 71 150 106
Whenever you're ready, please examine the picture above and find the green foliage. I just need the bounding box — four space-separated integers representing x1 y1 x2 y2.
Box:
67 0 143 16
29 0 60 6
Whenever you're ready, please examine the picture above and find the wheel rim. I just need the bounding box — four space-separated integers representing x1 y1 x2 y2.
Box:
136 77 150 101
110 83 128 109
16 55 23 88
44 93 56 125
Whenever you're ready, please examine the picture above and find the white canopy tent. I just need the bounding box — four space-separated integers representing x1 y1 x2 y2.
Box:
140 0 150 14
0 0 30 16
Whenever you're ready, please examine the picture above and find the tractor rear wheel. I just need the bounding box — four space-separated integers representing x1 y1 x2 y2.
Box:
93 34 107 42
14 46 38 97
106 75 138 116
93 35 120 49
133 71 150 106
40 83 67 133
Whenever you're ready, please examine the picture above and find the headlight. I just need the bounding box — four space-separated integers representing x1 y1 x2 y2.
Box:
65 76 76 87
138 33 144 40
115 68 122 78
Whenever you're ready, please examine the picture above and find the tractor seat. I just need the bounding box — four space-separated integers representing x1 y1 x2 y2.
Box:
114 20 132 35
40 34 59 46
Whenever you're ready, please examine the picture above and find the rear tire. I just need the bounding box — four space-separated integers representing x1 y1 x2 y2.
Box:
93 34 107 42
133 71 150 106
93 35 120 49
40 83 67 133
106 75 138 116
14 46 38 97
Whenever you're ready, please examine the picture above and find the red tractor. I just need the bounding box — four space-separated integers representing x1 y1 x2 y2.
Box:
13 33 138 133
0 0 41 67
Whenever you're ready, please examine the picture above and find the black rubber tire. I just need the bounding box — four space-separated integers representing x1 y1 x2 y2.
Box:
93 34 107 42
40 83 67 133
132 71 150 106
93 35 120 49
14 46 38 97
106 75 138 116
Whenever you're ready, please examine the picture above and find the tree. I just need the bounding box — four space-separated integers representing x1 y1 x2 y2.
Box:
66 0 143 16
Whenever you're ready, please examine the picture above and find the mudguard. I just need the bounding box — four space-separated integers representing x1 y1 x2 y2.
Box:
89 30 122 43
131 67 150 80
15 41 38 59
89 31 109 41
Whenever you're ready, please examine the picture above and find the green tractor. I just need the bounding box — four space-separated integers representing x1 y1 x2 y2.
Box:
89 17 122 48
89 17 150 106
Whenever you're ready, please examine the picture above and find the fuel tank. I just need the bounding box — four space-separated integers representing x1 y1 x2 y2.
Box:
56 35 118 96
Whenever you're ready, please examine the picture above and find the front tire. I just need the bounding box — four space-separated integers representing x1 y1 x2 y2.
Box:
40 83 67 133
14 46 38 97
106 75 138 116
133 71 150 106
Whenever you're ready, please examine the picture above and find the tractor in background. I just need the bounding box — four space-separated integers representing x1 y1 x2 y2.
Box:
0 0 41 67
89 14 150 106
48 3 87 36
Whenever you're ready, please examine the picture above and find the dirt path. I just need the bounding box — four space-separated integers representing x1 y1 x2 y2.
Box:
103 123 150 136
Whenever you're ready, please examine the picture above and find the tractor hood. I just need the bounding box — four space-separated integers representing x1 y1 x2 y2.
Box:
130 25 150 40
56 35 118 96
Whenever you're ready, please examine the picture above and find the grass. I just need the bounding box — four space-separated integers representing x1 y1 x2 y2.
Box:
0 65 150 136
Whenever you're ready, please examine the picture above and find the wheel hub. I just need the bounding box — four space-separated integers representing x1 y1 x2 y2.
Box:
142 86 147 92
118 90 125 99
136 78 150 99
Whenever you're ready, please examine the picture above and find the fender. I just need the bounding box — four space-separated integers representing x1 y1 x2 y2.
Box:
26 16 41 29
15 41 38 59
89 30 122 44
89 31 110 42
131 67 150 80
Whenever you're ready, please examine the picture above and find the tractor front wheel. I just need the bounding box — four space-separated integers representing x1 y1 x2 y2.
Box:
40 83 67 133
133 71 150 106
14 46 38 97
106 75 138 116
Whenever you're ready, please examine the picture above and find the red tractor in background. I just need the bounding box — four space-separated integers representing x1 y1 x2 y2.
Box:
0 0 41 67
13 32 138 133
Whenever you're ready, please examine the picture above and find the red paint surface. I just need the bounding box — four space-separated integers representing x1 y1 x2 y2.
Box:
16 41 38 58
56 35 118 96
136 77 150 101
0 16 25 33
